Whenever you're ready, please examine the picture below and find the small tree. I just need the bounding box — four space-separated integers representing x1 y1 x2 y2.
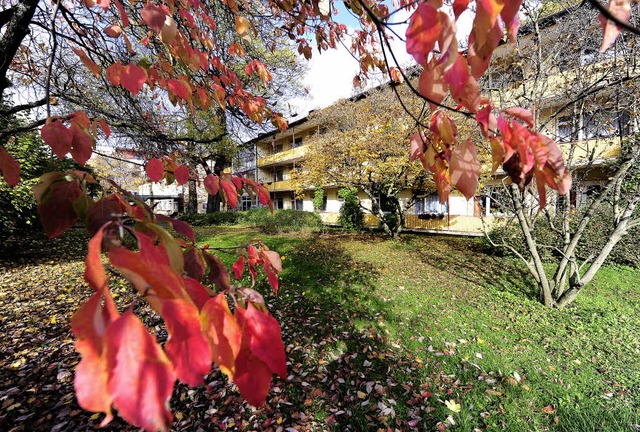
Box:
484 2 640 307
293 85 432 238
338 188 364 230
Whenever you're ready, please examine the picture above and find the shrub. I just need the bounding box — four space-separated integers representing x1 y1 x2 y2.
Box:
178 211 240 226
338 188 364 230
239 208 322 234
486 204 640 267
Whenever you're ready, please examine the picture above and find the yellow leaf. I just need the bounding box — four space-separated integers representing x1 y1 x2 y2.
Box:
445 399 461 413
357 391 367 399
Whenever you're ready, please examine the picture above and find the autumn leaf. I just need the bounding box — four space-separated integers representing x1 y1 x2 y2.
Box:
204 174 219 195
183 247 206 281
449 138 481 200
405 3 442 66
41 120 73 158
34 175 83 238
160 298 211 386
69 124 93 167
445 399 461 413
202 250 231 291
232 255 245 280
105 309 176 431
146 158 164 182
599 0 631 52
73 48 102 77
201 293 242 378
0 145 20 187
141 2 167 33
174 164 190 185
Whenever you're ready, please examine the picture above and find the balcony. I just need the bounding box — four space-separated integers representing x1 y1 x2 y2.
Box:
264 180 293 191
559 136 621 164
257 145 308 167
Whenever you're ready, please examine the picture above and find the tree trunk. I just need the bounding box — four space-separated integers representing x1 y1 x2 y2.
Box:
0 1 38 100
187 179 198 214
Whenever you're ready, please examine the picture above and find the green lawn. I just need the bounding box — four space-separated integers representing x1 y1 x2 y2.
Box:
1 227 639 431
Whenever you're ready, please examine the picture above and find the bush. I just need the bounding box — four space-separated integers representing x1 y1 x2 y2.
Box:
486 204 640 267
178 211 239 226
338 188 364 230
239 208 322 234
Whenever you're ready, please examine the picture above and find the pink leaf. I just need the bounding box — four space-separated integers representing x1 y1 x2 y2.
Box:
141 2 167 33
146 158 164 182
449 138 481 200
41 121 73 158
0 145 20 187
405 3 442 66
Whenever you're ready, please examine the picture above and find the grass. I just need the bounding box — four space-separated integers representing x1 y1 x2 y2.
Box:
1 226 639 431
198 227 640 431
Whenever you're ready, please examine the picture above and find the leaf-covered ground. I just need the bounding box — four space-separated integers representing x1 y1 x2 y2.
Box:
1 227 639 431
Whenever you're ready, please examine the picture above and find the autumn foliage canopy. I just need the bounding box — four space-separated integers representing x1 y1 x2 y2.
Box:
0 0 636 430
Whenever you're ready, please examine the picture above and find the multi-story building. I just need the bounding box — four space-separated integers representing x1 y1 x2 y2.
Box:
234 3 638 234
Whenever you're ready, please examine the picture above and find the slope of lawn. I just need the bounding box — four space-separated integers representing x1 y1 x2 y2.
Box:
1 226 639 431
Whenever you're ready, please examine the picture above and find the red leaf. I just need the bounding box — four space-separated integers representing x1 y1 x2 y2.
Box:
174 164 190 185
500 0 523 42
204 174 219 195
405 3 442 66
453 0 470 19
232 256 244 280
86 197 122 237
183 247 206 281
444 56 480 113
73 48 102 77
99 119 111 138
108 236 189 305
202 250 231 291
113 0 130 27
156 214 195 243
599 0 631 52
234 304 287 406
0 145 20 187
70 124 93 166
409 132 429 171
201 293 242 378
146 158 165 182
105 62 124 86
71 293 116 424
160 299 211 386
106 309 175 431
183 277 212 310
35 177 83 238
503 107 534 129
220 175 238 208
240 304 287 378
262 250 282 273
41 121 73 158
141 2 167 33
121 64 147 96
450 138 481 200
167 79 191 101
263 261 279 294
477 103 497 137
418 60 447 111
104 24 122 38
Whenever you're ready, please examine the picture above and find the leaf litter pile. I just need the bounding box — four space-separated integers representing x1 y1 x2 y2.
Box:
2 228 640 431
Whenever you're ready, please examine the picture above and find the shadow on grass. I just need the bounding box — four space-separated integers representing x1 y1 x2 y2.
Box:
261 232 443 430
401 234 540 302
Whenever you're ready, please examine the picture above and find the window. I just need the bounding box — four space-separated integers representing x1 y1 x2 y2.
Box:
273 143 283 154
275 196 284 210
291 136 303 148
241 195 254 211
319 196 327 211
273 169 284 182
290 197 303 210
414 194 447 215
556 116 577 143
585 111 630 139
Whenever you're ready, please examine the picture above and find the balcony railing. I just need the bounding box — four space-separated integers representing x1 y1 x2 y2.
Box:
257 145 308 167
559 136 621 163
264 180 293 191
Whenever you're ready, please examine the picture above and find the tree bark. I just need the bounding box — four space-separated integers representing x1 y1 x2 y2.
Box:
0 1 39 100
